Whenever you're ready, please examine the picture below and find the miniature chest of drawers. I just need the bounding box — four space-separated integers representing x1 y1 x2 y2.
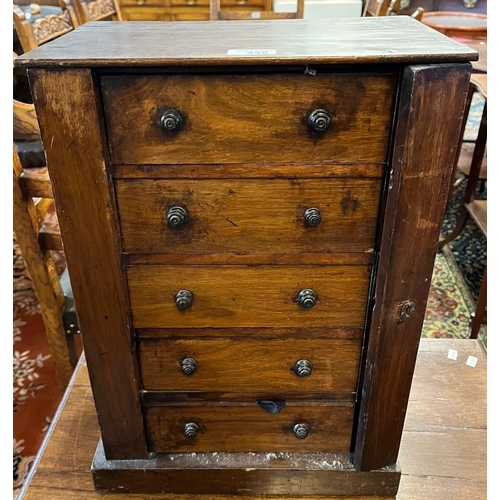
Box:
17 17 476 497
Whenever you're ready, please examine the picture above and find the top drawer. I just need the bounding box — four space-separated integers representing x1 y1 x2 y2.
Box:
101 73 397 165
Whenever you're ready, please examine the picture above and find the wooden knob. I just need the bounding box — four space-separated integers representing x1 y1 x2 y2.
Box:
167 206 188 228
304 207 321 227
294 360 313 378
181 357 197 375
160 108 182 132
175 290 193 311
184 422 198 438
297 289 317 309
308 109 331 133
293 423 309 439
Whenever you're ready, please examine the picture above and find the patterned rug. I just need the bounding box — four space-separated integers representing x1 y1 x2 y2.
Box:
13 235 64 497
428 91 487 347
12 94 487 495
423 245 479 340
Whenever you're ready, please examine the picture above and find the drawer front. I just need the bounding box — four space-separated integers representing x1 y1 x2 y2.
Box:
127 265 371 328
139 338 361 392
116 178 382 255
168 9 210 20
121 7 170 19
120 0 166 6
102 73 397 165
167 0 266 6
145 404 354 452
221 0 269 7
170 0 209 5
120 0 267 6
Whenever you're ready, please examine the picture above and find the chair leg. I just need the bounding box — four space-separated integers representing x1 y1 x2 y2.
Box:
452 174 466 191
444 84 475 203
471 266 487 340
66 333 80 367
438 208 469 249
14 147 76 389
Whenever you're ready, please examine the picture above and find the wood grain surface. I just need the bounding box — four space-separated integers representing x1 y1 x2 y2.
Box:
13 99 40 141
14 17 477 68
93 441 399 496
28 68 149 459
141 391 356 404
102 73 396 164
353 63 472 472
138 338 361 392
404 340 487 432
116 178 382 254
113 162 385 179
125 252 374 266
136 326 364 340
144 404 354 452
127 265 371 328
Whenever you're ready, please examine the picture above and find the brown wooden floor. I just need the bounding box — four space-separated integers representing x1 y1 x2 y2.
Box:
18 338 486 500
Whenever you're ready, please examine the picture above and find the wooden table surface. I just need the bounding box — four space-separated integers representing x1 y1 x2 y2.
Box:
18 338 486 500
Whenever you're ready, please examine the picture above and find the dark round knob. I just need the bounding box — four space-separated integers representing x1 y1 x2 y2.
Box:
294 359 313 378
293 423 309 439
304 207 321 227
175 290 193 311
160 108 182 132
167 206 188 228
181 357 197 375
184 422 198 438
297 289 317 309
308 109 331 133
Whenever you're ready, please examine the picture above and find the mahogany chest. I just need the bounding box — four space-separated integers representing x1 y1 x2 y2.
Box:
16 17 476 496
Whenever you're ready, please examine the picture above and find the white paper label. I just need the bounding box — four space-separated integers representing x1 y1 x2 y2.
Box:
447 349 458 360
251 12 261 18
227 49 277 56
466 355 478 368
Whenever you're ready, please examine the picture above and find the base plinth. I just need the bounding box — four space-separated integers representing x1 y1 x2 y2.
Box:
92 440 400 496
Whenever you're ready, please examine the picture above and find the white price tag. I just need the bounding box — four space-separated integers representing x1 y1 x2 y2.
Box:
447 349 458 360
466 355 478 368
227 49 277 56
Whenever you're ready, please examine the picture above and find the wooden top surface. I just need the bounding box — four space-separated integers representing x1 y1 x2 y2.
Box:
15 17 478 68
18 339 486 499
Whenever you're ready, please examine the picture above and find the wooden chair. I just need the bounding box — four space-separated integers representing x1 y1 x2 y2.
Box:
410 6 424 21
72 0 122 23
471 265 486 339
363 0 424 19
363 0 391 16
14 98 47 168
14 99 39 142
13 3 79 53
14 145 80 389
14 50 46 170
210 0 303 20
13 4 78 164
450 75 487 193
438 75 486 339
386 0 401 15
387 1 425 20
